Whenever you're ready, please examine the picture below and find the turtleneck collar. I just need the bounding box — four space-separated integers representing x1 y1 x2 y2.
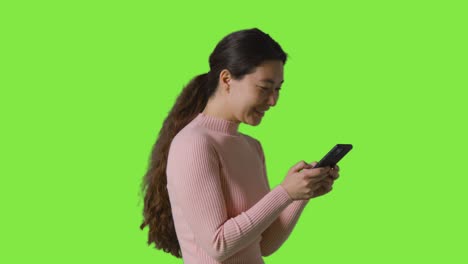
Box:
193 112 241 136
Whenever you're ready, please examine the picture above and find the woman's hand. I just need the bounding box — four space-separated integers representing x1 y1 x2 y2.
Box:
280 161 332 200
309 164 340 198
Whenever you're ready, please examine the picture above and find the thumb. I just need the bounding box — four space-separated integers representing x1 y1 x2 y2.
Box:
309 161 318 168
294 160 310 172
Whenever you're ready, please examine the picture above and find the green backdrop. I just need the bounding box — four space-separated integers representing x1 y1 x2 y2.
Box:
1 0 467 263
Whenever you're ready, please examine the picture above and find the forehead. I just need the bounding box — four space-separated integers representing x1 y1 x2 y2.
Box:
248 60 284 83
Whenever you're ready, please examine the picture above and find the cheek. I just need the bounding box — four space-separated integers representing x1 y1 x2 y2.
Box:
248 95 263 109
233 87 262 111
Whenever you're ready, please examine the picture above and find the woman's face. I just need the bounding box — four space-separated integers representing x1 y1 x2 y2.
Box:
228 60 284 126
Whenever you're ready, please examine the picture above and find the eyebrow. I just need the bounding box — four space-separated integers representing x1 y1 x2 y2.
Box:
260 78 284 85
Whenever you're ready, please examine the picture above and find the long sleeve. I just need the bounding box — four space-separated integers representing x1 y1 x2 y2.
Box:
166 134 294 262
253 139 309 257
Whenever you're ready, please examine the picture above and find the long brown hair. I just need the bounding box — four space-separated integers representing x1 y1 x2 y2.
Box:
139 27 288 258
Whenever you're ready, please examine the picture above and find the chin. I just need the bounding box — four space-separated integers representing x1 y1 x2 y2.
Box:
243 112 263 126
249 117 262 126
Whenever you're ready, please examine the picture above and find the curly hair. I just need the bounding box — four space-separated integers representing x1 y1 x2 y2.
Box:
139 27 288 258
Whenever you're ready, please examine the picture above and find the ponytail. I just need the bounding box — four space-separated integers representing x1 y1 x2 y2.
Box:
139 71 215 258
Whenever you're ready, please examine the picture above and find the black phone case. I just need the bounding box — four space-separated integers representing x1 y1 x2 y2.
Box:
314 144 353 168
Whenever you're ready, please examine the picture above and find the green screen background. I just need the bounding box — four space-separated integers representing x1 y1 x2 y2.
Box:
1 0 467 263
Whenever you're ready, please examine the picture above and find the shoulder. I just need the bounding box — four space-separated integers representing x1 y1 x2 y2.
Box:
172 128 214 146
239 132 263 154
170 128 217 156
240 132 260 145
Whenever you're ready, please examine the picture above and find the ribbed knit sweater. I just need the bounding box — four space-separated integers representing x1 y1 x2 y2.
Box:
166 112 309 263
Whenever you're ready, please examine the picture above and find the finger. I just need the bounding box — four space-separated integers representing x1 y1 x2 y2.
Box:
322 177 334 186
328 170 338 179
311 182 323 191
302 167 328 178
308 175 328 183
317 166 332 176
320 181 334 192
309 177 332 190
333 173 340 180
303 167 332 183
310 170 331 181
328 166 339 178
312 184 332 198
295 160 308 172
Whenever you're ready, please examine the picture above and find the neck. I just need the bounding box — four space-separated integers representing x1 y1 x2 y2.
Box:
195 112 241 136
202 97 240 124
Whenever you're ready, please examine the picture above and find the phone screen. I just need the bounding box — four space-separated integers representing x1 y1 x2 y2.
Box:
314 144 353 168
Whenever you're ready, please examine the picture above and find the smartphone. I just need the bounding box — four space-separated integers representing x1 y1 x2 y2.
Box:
313 144 353 168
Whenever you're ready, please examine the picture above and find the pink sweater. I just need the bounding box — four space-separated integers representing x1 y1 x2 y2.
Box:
166 112 309 263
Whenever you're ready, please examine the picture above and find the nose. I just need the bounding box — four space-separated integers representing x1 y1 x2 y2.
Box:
267 92 278 107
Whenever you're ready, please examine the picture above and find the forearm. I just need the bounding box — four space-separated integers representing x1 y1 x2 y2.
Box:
260 199 309 256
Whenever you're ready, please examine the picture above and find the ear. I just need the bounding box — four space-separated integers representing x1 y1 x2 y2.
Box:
219 69 232 91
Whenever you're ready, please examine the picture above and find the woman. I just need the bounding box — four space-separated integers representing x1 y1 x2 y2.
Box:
140 28 340 263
